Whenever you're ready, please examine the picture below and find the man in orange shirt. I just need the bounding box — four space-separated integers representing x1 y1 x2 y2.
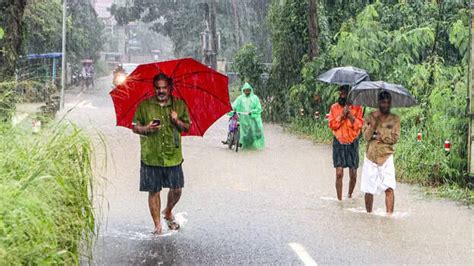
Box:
328 86 363 200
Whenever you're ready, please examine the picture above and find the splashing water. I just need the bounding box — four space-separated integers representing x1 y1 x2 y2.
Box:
106 212 189 240
345 207 409 218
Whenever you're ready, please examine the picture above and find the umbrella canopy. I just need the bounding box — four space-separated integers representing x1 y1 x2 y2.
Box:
317 66 370 85
348 81 417 108
110 58 231 136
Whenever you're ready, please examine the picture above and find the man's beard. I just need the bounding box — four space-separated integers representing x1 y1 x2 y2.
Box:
337 97 347 106
380 107 390 115
157 93 168 101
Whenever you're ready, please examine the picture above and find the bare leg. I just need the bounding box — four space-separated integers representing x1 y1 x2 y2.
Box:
335 167 344 201
348 168 357 198
163 188 182 220
148 191 162 234
385 188 395 214
364 193 373 213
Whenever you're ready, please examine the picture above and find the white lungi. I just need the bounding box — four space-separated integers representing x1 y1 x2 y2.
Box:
361 155 396 195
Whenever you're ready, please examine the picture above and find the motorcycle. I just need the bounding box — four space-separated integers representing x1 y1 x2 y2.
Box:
83 72 94 90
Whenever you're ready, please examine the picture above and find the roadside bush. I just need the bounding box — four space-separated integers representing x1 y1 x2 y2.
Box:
0 81 18 123
232 43 265 88
0 123 95 264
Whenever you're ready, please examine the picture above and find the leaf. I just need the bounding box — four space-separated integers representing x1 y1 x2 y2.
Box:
0 27 4 39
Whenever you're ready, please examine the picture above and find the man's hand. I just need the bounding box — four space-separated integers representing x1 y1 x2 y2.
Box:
170 110 178 122
347 112 355 123
343 106 350 117
170 110 190 133
145 121 161 132
132 121 160 135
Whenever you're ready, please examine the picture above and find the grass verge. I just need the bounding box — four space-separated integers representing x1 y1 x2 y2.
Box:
0 122 95 264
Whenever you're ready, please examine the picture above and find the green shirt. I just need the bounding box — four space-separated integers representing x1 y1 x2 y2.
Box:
133 97 190 167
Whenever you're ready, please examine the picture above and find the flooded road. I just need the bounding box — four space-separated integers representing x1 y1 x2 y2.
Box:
67 77 473 265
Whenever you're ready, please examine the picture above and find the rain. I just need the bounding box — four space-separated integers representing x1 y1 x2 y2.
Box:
0 0 473 265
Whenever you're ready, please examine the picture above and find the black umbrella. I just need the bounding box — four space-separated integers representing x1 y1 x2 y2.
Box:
317 66 370 85
348 81 417 108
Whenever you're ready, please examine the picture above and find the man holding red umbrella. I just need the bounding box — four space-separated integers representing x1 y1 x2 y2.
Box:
132 73 190 234
110 58 231 234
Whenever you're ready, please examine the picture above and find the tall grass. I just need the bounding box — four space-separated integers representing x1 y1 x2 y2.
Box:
0 123 95 264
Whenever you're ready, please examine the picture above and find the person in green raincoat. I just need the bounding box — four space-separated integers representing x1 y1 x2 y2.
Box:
228 82 265 149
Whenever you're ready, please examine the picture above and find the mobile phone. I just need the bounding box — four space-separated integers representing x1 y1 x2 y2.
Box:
152 119 161 126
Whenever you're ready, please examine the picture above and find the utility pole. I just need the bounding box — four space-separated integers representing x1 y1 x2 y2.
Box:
209 0 218 69
200 1 219 69
60 0 67 110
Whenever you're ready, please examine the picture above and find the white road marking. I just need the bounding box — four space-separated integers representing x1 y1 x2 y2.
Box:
288 242 318 266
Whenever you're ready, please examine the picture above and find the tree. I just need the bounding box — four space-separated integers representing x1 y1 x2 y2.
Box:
266 0 309 121
0 0 28 81
307 0 320 59
110 0 272 61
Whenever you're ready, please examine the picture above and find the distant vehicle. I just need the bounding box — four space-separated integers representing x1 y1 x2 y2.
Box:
123 63 139 75
112 63 139 86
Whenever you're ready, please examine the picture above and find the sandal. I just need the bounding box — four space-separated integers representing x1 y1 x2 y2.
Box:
163 216 180 230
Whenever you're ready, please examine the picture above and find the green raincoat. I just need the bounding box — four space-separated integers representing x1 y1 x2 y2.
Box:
231 82 265 149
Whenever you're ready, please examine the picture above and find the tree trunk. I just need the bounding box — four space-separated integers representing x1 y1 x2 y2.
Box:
0 0 28 81
307 0 320 59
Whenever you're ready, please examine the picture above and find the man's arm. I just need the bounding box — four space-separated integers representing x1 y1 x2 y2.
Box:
363 113 376 141
132 103 159 135
328 105 344 131
348 106 363 131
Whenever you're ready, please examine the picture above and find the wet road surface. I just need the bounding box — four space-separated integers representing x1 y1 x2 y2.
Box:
67 77 473 265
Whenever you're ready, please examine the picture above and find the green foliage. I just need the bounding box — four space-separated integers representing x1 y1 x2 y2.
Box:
0 123 95 264
233 43 264 87
0 27 4 39
449 19 469 63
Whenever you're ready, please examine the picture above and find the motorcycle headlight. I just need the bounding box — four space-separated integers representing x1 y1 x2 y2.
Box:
116 74 127 84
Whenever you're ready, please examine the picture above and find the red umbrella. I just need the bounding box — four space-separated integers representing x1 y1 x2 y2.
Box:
110 58 231 136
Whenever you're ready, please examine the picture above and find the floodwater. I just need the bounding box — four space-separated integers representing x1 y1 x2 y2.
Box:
66 76 473 265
